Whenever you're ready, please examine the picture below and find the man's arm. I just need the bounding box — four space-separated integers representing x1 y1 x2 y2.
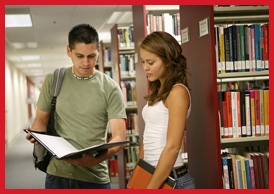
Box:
25 108 50 144
63 118 126 167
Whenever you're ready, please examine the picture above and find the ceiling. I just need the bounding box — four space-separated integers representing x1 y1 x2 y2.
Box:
5 5 133 88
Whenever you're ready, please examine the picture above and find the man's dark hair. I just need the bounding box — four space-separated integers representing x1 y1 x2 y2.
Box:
68 24 99 50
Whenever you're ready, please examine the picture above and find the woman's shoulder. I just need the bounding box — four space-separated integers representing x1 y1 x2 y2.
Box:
166 84 190 106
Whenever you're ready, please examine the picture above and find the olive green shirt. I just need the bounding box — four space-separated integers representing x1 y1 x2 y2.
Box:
37 67 126 183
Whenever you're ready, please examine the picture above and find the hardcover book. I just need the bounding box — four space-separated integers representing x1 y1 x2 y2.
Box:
128 159 177 189
24 129 129 160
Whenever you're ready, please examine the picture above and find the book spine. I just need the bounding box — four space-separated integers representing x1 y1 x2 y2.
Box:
259 90 265 136
256 153 265 189
233 25 239 72
218 92 224 138
224 27 231 72
263 25 269 69
225 91 233 138
244 25 250 71
236 92 242 138
250 91 256 136
240 91 247 137
251 154 260 189
250 25 256 71
254 90 261 136
249 159 256 189
222 158 230 189
222 101 229 138
227 157 235 189
245 93 251 136
219 26 226 73
263 90 269 136
228 26 234 72
231 91 237 138
240 25 246 71
260 26 264 70
254 24 262 71
236 159 243 189
245 159 252 189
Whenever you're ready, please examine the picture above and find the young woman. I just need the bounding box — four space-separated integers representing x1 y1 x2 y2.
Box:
129 31 195 189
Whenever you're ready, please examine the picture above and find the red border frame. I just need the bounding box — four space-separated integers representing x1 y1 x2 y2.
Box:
2 0 272 193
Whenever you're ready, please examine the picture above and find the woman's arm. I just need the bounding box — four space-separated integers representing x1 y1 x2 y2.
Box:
146 85 190 189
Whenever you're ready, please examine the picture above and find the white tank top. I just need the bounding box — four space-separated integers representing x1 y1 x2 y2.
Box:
142 84 191 167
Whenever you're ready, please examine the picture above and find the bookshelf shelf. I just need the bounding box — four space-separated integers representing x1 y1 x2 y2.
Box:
214 5 269 24
221 136 269 144
217 70 269 83
125 105 137 111
217 71 269 78
121 76 136 81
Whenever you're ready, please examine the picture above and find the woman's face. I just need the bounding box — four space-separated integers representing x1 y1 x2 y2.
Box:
140 48 168 83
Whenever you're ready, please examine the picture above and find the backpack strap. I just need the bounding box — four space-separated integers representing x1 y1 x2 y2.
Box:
48 68 66 134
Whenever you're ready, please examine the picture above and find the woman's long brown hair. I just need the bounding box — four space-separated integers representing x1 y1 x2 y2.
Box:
140 31 190 106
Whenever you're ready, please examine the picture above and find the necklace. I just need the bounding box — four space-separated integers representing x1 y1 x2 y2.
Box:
72 68 96 80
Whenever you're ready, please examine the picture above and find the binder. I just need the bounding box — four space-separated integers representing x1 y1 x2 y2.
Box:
128 159 177 189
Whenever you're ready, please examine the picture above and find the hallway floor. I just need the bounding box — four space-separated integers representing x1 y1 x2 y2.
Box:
5 131 119 189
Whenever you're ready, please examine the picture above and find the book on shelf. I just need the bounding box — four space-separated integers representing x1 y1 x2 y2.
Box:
243 152 269 189
118 26 134 48
121 81 137 107
146 12 181 41
120 54 136 77
236 155 248 189
222 152 269 189
218 88 269 139
128 159 177 189
24 129 129 160
244 158 252 189
215 23 269 74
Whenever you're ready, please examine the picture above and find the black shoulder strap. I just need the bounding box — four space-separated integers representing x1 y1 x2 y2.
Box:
47 68 66 134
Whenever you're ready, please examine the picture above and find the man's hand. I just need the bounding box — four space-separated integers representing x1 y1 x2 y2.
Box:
25 126 40 145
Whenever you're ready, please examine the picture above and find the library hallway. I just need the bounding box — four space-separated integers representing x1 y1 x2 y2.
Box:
5 131 45 189
5 131 119 189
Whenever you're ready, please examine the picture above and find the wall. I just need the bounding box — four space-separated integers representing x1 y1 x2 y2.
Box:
5 60 39 147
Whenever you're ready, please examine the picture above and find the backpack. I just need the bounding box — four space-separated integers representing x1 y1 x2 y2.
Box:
33 68 66 172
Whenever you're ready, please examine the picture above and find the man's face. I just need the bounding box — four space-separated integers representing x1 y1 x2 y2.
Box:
67 42 99 77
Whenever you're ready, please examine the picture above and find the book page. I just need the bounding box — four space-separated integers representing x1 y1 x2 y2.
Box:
32 133 78 158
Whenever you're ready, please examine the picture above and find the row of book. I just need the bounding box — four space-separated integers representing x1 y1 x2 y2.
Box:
146 12 181 42
120 54 136 77
118 26 134 48
125 145 139 170
217 80 269 92
215 23 269 73
218 89 269 139
121 80 137 107
126 113 139 135
221 152 269 189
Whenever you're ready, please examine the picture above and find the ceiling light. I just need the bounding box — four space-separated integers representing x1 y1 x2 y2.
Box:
15 64 27 68
30 69 43 73
5 14 33 27
21 55 40 61
27 63 42 68
11 42 26 49
26 42 38 48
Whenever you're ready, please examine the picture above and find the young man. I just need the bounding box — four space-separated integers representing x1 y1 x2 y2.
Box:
26 24 127 189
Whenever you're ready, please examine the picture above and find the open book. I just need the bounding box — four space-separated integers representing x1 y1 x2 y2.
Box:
24 129 129 160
